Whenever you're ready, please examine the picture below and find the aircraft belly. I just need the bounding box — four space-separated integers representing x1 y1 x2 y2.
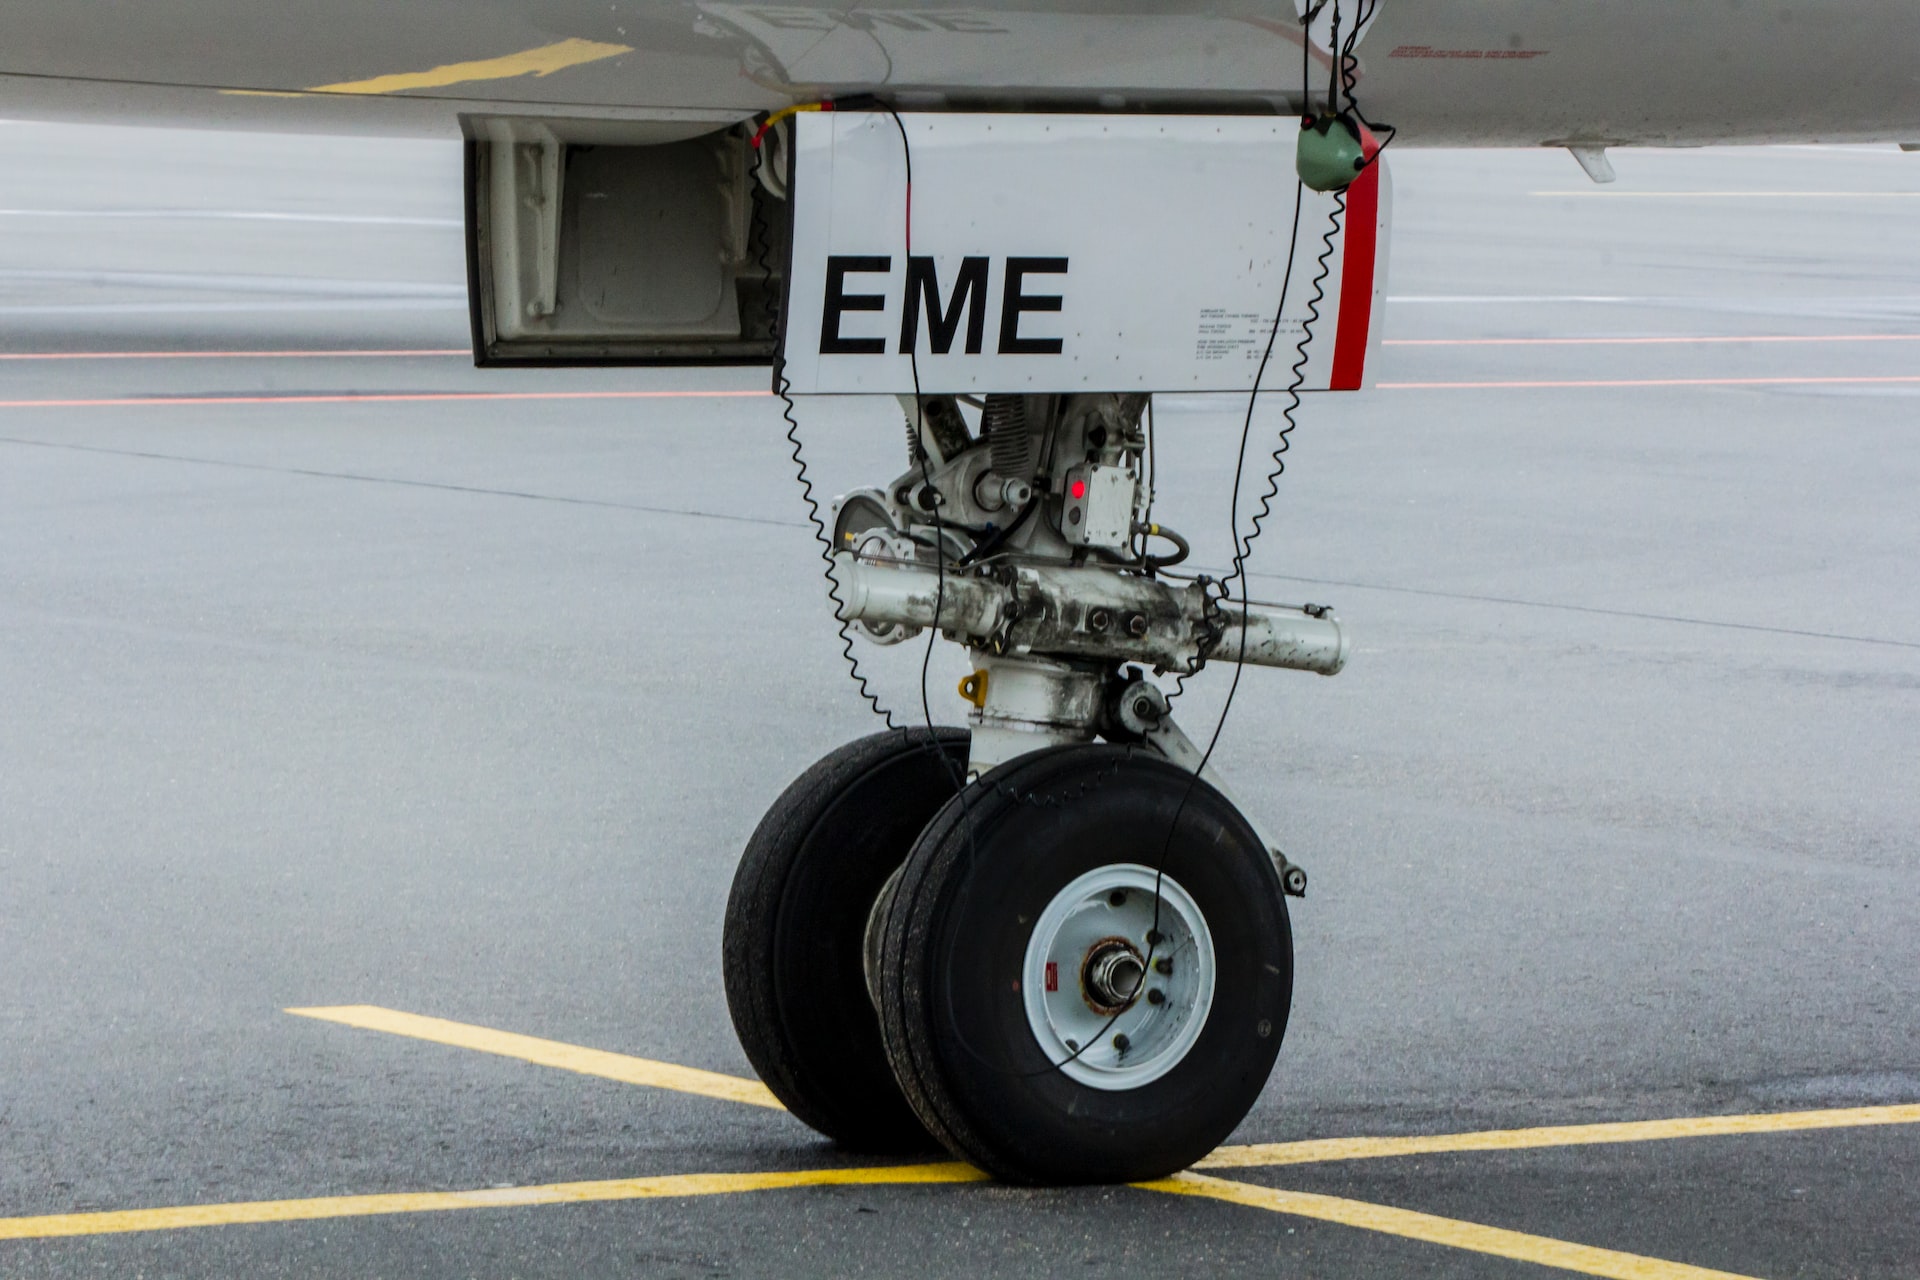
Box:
1361 1 1920 146
0 1 1914 144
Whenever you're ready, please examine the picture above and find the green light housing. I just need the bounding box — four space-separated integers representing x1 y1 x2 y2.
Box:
1296 115 1371 193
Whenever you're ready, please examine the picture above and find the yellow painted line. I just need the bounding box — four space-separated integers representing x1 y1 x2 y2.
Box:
0 1163 983 1241
1144 1173 1757 1280
287 1006 783 1110
220 37 630 98
308 38 631 94
1197 1103 1920 1169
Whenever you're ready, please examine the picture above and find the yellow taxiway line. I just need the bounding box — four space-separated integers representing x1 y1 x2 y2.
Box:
0 1164 984 1242
286 1006 784 1110
5 1005 1913 1278
1200 1102 1920 1169
0 1164 1758 1280
1147 1173 1756 1280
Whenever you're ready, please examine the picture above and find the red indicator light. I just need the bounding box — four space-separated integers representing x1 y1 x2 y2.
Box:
1069 479 1087 500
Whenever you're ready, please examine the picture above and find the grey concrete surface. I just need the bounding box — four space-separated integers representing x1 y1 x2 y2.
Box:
0 122 1915 1277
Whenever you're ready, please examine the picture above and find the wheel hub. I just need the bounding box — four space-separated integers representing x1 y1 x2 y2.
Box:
1021 863 1216 1091
1081 939 1146 1013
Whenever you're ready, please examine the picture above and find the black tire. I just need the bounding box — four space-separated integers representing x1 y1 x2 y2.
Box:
723 726 968 1152
877 744 1292 1184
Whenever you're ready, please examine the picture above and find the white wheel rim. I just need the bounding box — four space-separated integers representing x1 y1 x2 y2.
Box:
1020 863 1216 1091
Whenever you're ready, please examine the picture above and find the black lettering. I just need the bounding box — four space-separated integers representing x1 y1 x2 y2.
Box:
820 255 891 355
926 13 1007 32
862 11 934 31
899 256 988 355
751 8 837 29
998 256 1068 355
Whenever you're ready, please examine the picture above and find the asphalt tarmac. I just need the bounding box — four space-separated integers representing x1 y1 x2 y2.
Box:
1 122 1916 1278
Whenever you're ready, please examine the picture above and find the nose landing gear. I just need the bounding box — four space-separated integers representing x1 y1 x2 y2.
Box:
724 390 1331 1183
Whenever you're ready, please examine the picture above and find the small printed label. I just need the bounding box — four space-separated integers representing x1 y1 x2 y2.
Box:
1195 309 1306 362
1195 308 1265 362
1045 961 1058 992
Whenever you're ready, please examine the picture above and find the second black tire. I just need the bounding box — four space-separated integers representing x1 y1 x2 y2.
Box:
722 726 968 1152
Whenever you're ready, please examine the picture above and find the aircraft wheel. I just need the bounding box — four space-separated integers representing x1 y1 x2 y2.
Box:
877 744 1291 1184
723 726 968 1152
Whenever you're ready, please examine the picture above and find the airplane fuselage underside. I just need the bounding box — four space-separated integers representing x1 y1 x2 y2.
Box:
1 1 1917 147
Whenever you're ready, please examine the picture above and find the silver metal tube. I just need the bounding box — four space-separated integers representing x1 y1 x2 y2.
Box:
1211 606 1348 676
827 555 1003 634
830 553 1347 676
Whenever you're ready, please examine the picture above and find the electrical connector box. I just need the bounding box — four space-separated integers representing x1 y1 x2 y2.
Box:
1061 465 1136 548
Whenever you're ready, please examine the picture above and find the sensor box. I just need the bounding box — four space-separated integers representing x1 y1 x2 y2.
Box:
1061 465 1136 548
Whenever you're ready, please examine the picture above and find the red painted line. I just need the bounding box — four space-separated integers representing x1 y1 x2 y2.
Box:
1378 374 1920 389
1328 162 1380 392
1384 334 1920 347
0 390 769 408
0 348 469 361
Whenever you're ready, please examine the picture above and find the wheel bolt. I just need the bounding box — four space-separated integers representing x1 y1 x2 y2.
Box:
1146 929 1164 947
1112 1033 1130 1053
1147 988 1166 1005
1154 957 1173 975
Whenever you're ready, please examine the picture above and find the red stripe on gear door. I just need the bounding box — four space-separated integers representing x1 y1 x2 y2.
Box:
1329 160 1381 391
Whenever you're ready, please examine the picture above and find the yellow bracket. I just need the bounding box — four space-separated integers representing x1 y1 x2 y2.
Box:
958 670 989 708
761 102 827 132
751 101 829 148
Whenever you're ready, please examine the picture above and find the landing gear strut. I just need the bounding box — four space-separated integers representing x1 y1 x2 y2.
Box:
724 391 1343 1183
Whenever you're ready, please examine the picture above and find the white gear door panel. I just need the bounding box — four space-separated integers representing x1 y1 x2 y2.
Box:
779 111 1389 395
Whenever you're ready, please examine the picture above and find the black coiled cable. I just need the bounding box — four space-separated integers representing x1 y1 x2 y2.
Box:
754 127 899 729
